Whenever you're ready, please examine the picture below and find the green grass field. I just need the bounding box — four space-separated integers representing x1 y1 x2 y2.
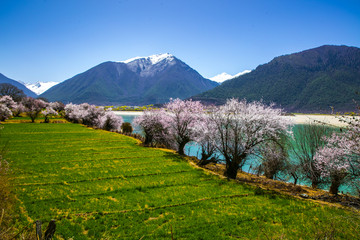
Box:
1 122 360 239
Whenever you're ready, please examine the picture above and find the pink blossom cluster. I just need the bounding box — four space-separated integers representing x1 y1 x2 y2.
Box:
210 99 292 160
315 133 351 178
133 108 172 146
65 103 123 131
315 117 360 178
0 95 17 120
0 95 27 120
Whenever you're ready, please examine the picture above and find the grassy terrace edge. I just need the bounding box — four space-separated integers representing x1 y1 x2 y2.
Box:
1 121 360 239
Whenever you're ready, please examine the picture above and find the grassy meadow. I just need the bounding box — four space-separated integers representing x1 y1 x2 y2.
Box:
1 121 360 239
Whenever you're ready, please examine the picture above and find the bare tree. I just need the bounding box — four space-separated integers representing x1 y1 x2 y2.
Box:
291 123 332 188
0 83 25 102
256 136 289 179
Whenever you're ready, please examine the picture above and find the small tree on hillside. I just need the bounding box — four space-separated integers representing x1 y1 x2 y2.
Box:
22 97 48 122
210 99 292 179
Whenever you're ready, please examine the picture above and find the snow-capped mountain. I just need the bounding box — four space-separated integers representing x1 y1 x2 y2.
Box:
119 53 177 78
26 81 60 95
120 53 174 65
0 73 37 97
41 53 219 105
210 70 251 83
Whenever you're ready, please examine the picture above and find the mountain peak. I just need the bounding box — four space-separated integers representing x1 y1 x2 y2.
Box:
120 53 175 64
26 81 60 95
210 70 251 83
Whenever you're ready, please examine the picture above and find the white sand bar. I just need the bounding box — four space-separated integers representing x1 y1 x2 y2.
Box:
113 111 352 127
113 111 144 116
289 114 350 127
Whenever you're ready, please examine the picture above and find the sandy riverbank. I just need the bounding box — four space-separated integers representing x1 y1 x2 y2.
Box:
289 114 350 127
113 111 144 116
113 111 351 127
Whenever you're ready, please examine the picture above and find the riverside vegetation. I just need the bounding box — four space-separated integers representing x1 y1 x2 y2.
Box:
0 119 359 239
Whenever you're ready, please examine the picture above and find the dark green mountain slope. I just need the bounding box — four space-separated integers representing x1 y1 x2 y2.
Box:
194 45 360 113
0 73 37 98
41 54 218 105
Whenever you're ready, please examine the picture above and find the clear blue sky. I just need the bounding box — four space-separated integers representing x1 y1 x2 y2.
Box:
1 0 360 83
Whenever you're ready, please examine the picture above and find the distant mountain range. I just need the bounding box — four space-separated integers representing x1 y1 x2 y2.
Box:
41 53 219 105
194 45 360 113
2 45 360 112
210 70 251 83
0 73 37 98
26 81 60 95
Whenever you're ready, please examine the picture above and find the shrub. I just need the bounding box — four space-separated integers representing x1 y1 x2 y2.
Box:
121 122 133 134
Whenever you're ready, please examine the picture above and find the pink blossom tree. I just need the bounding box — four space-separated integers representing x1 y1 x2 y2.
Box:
0 104 12 121
210 99 292 179
164 99 205 155
0 95 16 109
133 109 172 147
12 102 26 117
50 101 65 113
22 97 48 123
0 95 16 121
315 113 360 195
98 111 123 132
193 112 219 165
42 107 58 123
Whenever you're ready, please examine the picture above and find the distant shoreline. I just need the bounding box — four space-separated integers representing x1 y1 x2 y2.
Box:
289 114 350 127
113 111 144 116
113 111 350 127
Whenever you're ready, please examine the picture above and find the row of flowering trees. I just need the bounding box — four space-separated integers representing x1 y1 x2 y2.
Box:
134 98 360 195
64 103 123 131
0 95 62 122
134 98 292 179
0 96 123 132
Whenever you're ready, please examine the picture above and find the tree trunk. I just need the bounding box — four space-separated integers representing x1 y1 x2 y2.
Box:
144 135 153 145
329 175 341 195
177 141 187 155
224 161 239 179
291 173 298 185
264 169 275 179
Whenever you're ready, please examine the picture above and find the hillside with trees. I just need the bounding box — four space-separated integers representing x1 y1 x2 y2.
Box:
194 45 360 113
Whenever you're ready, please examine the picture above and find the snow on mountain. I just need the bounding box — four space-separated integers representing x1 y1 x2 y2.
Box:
120 53 174 64
26 81 60 95
210 70 251 83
